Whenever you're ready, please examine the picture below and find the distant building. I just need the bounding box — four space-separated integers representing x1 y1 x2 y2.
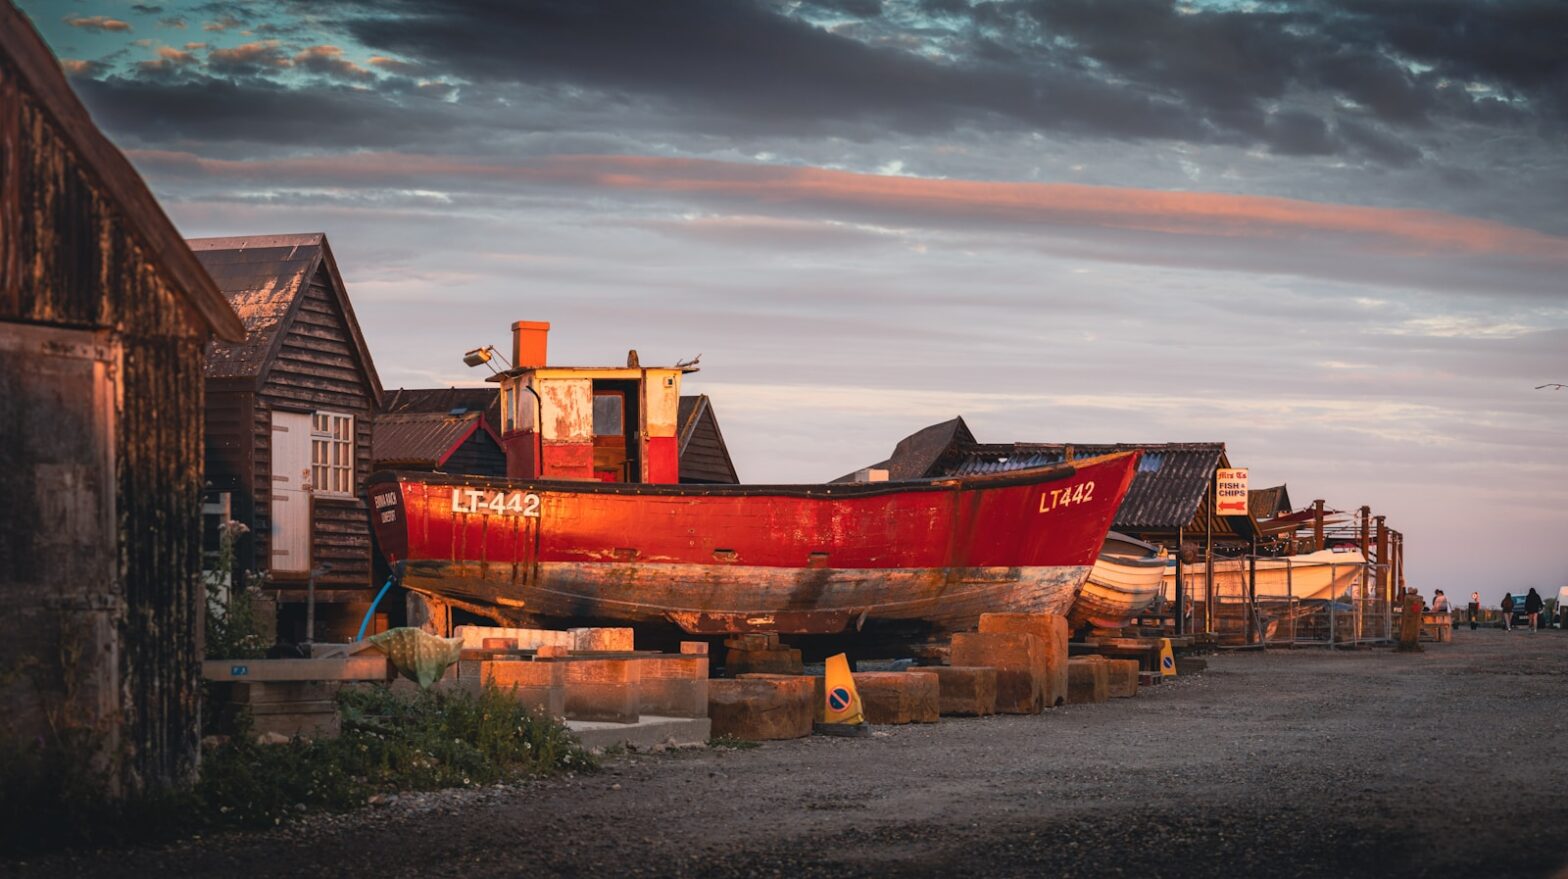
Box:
192 233 384 625
677 394 739 484
0 2 244 794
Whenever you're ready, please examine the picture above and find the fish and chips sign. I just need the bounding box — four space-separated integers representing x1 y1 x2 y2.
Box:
1215 467 1249 517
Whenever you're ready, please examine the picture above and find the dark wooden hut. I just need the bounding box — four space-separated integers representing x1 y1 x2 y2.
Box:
0 2 244 794
191 234 383 622
677 394 739 484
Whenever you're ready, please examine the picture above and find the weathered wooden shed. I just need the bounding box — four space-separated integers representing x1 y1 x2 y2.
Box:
0 2 244 794
191 234 383 614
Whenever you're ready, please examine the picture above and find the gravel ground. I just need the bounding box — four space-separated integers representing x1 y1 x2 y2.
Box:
8 627 1566 878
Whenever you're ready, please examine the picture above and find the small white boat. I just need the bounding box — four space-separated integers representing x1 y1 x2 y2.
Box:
1068 533 1168 632
1163 548 1367 604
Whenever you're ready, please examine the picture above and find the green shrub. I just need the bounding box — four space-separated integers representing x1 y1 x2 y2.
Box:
0 683 594 850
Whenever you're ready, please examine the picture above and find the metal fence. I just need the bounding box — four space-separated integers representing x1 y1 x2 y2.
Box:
1168 557 1392 647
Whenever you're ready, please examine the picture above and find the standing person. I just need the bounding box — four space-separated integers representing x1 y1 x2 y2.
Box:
1431 590 1451 612
1501 593 1515 631
1468 591 1481 630
1524 588 1544 632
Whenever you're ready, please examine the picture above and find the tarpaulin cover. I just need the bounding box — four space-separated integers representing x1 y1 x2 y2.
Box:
367 627 464 689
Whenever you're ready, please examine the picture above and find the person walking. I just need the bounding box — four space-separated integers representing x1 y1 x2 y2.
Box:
1468 591 1481 630
1501 592 1515 631
1524 588 1544 632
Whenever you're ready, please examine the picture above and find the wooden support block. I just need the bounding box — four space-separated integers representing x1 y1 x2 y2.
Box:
707 677 815 741
853 671 939 724
228 681 341 704
950 632 1044 714
725 646 803 677
907 666 997 717
977 612 1070 708
680 641 710 655
537 645 570 658
1106 659 1139 698
571 627 635 652
637 656 710 718
1066 656 1110 704
562 658 640 723
462 659 567 716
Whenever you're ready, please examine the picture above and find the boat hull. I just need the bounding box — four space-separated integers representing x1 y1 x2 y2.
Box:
1069 555 1166 631
369 451 1139 636
1163 550 1368 604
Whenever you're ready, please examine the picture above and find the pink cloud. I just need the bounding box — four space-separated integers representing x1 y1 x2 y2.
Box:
64 14 131 32
132 151 1567 260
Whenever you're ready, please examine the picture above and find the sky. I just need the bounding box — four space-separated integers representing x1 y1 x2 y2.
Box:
23 0 1568 603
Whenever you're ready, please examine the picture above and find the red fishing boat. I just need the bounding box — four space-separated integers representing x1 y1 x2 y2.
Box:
368 321 1139 639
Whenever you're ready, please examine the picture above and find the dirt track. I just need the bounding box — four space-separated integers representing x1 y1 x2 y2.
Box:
9 627 1568 878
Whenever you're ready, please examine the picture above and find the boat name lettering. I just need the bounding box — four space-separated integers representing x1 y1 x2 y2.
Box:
373 491 398 509
451 489 542 517
1040 481 1095 513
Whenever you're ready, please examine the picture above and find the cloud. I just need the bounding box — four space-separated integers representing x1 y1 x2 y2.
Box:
63 14 131 32
202 14 244 32
160 17 187 29
130 4 163 13
133 150 1568 261
293 45 375 82
207 40 293 74
60 58 109 77
137 45 198 74
368 55 423 75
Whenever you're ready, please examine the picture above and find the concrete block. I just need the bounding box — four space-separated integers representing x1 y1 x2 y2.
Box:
457 659 567 716
562 659 640 723
571 627 635 652
725 646 803 676
950 632 1045 714
1066 656 1110 704
1106 659 1139 698
853 671 939 724
978 612 1070 708
907 666 997 717
707 677 815 741
247 700 340 739
567 716 712 751
454 625 573 651
637 655 710 718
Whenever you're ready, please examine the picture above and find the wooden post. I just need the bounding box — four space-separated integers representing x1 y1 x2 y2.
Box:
1397 591 1423 651
1312 499 1325 552
1394 531 1405 596
1205 476 1215 635
1375 516 1389 604
1174 526 1185 636
1358 506 1370 558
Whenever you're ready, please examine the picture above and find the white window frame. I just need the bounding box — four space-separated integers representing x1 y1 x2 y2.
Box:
310 411 355 498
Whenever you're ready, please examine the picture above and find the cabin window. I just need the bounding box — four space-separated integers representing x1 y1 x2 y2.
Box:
310 411 354 496
593 393 624 437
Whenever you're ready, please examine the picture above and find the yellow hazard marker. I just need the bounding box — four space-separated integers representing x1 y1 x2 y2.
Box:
1158 638 1177 677
822 653 864 724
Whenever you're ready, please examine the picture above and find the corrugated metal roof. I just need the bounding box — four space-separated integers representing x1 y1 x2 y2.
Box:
383 386 501 427
940 442 1227 530
189 234 324 380
372 411 488 468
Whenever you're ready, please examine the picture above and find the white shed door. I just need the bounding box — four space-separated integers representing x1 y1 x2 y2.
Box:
270 411 312 575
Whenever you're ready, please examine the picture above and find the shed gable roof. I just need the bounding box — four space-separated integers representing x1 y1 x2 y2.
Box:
189 233 383 406
373 411 495 469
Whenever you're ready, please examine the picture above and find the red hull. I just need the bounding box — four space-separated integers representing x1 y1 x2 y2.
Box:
368 451 1138 635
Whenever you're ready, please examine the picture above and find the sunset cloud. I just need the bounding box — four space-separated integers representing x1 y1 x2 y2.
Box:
207 40 291 74
63 13 130 32
293 45 374 82
130 151 1568 261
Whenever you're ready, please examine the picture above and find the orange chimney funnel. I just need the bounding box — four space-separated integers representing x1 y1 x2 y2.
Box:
511 320 549 369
